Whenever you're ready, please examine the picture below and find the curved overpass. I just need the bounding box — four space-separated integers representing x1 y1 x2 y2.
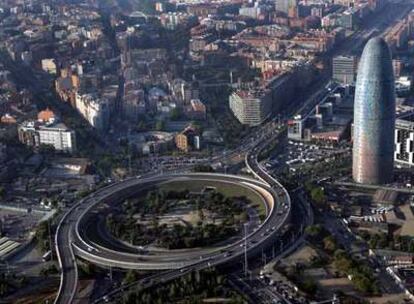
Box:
54 173 291 303
76 178 267 267
73 174 289 269
245 132 292 213
92 135 301 303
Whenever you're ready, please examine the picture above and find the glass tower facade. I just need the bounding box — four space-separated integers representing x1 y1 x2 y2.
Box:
353 37 395 184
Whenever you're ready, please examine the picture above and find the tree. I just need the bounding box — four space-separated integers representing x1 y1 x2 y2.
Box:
170 108 181 121
79 262 95 277
137 120 147 131
40 264 58 277
123 270 138 285
352 273 374 293
240 211 248 222
334 255 353 274
0 284 8 296
301 278 318 295
305 225 322 239
0 186 5 199
35 221 51 251
169 283 178 298
323 236 337 253
96 155 114 176
155 120 164 131
192 165 214 172
334 249 347 259
191 121 203 133
198 208 205 222
310 187 326 206
38 144 55 154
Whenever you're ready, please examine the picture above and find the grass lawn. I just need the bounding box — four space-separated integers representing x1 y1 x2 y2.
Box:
158 180 267 218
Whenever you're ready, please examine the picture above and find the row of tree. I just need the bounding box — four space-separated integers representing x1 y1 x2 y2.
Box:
333 250 380 295
119 268 246 304
360 231 414 253
304 225 380 295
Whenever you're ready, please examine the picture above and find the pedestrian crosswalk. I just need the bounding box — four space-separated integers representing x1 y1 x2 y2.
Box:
0 236 21 259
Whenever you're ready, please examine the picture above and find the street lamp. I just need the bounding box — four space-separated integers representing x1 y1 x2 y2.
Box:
244 223 248 277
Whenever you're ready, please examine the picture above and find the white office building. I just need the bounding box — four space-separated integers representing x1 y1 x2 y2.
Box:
38 123 76 153
229 89 272 126
18 121 76 153
75 93 109 131
332 55 358 85
395 119 414 167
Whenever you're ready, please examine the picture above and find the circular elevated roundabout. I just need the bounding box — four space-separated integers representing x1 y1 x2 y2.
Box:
65 173 291 271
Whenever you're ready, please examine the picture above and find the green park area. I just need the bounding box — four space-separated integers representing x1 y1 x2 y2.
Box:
159 180 267 218
106 180 265 249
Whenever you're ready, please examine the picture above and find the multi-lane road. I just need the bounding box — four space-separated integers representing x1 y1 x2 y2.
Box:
86 125 300 303
52 3 414 303
73 174 289 267
294 1 413 120
54 172 293 304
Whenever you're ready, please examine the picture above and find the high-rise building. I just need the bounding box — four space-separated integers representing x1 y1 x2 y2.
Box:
392 59 403 77
353 37 396 184
229 89 272 126
175 125 200 152
37 123 77 153
287 115 306 141
332 55 358 85
18 121 76 153
339 9 358 30
75 93 110 132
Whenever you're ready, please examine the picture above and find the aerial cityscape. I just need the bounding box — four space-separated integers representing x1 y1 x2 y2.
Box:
2 0 414 303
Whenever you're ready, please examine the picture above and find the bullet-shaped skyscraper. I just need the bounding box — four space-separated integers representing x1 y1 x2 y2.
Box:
353 37 395 184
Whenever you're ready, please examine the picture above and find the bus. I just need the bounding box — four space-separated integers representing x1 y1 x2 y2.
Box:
42 250 52 262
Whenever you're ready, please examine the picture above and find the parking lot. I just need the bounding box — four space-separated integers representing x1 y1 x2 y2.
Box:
262 140 351 175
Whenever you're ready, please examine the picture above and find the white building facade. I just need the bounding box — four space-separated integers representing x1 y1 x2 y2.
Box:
18 121 76 153
229 90 272 126
75 93 109 131
395 119 414 167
